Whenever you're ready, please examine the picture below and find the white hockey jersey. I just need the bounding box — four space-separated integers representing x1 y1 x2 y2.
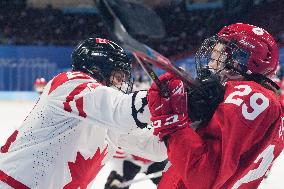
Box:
0 71 167 189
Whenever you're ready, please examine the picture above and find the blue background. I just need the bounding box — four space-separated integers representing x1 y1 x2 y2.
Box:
0 45 283 91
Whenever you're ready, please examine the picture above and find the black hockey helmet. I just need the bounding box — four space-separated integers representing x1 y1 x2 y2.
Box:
71 38 133 93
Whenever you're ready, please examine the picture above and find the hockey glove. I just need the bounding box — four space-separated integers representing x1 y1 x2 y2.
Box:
187 70 224 122
147 72 190 140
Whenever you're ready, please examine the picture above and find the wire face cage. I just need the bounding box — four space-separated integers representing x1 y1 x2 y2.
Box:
195 35 251 80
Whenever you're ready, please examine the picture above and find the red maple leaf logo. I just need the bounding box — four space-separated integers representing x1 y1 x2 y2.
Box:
64 146 108 189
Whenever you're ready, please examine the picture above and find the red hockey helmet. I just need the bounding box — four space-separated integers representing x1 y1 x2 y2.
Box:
34 77 47 94
195 23 279 80
218 23 279 77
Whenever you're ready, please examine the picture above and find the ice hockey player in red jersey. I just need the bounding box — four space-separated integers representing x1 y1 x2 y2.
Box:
0 38 167 189
147 23 284 189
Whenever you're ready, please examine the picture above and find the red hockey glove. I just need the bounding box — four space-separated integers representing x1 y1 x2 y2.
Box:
147 72 190 139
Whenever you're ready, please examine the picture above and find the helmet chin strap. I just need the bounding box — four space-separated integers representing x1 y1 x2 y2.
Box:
204 66 242 84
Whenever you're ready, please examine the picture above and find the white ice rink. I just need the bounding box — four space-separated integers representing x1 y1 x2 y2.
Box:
0 100 283 189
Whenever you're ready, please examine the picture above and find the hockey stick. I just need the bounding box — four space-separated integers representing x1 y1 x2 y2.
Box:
95 0 169 96
133 52 169 97
96 0 198 94
116 170 163 188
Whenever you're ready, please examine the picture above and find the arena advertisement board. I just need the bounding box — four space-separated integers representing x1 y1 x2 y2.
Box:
0 45 73 91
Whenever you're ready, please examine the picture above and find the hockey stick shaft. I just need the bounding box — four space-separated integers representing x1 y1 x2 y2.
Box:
133 52 169 97
133 50 198 88
97 0 198 88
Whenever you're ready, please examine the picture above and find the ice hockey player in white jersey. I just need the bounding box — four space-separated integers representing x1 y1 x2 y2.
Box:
0 38 167 189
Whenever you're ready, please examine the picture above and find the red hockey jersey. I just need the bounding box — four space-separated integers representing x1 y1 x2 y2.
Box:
158 80 284 189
